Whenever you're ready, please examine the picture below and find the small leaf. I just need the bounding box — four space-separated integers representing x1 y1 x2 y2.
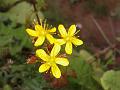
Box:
0 2 44 24
79 49 96 62
101 70 120 90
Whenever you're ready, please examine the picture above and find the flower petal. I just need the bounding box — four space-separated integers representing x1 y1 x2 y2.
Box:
35 24 43 32
58 24 67 37
46 34 55 44
51 64 61 78
26 29 38 36
72 37 83 45
34 36 45 46
36 49 49 61
55 58 69 66
39 63 50 73
65 42 72 54
48 27 56 32
50 44 60 57
55 39 65 45
68 25 76 36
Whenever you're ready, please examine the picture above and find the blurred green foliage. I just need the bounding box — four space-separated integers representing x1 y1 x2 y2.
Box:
0 22 32 56
0 64 49 90
0 17 50 89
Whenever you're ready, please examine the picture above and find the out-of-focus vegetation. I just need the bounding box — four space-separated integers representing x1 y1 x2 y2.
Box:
0 0 120 90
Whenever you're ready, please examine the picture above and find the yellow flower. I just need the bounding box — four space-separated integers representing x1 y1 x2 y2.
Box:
36 46 69 78
47 35 65 52
58 24 83 54
26 21 56 46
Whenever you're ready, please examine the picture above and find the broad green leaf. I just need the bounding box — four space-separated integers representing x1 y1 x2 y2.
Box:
0 2 44 24
101 70 120 90
69 55 102 90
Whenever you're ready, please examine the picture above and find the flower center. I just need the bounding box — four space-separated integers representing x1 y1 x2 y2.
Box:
41 30 46 35
37 28 47 36
64 36 71 42
48 56 56 65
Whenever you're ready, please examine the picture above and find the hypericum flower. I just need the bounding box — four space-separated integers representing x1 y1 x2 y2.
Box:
58 24 83 54
47 36 65 52
36 46 69 78
26 20 56 46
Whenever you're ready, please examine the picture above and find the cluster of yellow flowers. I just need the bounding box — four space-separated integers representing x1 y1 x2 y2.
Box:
26 20 83 78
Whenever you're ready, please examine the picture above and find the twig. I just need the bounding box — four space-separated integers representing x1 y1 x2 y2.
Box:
32 1 40 24
86 45 115 65
87 45 115 62
90 15 112 45
90 15 120 54
108 16 116 42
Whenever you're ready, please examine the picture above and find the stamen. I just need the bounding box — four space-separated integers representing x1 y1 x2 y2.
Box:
54 32 57 34
50 25 52 29
74 29 80 35
34 19 36 23
33 22 35 26
40 19 43 26
57 34 61 37
33 19 38 25
46 24 49 30
44 19 47 29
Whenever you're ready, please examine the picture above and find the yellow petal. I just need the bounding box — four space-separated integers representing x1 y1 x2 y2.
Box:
51 64 61 78
65 42 72 54
26 29 38 36
72 37 83 45
55 39 65 45
46 34 55 44
55 58 69 66
36 49 49 61
35 24 43 32
50 44 60 57
39 63 50 73
68 25 76 36
48 27 56 32
58 24 67 37
34 36 45 46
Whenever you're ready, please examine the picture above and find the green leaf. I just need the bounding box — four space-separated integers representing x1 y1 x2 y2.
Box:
0 0 19 6
101 70 120 90
79 49 96 62
3 84 12 90
0 2 44 24
0 35 12 46
69 54 101 90
0 22 32 56
8 27 32 55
